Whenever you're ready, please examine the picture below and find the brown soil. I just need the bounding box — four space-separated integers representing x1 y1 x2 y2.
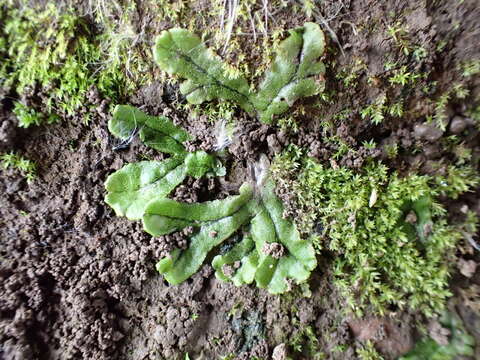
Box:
1 0 480 359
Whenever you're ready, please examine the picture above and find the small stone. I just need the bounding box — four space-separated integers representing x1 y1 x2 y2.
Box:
153 326 165 342
178 335 187 347
413 123 443 142
267 134 282 154
449 116 467 134
113 331 124 342
272 343 288 360
262 242 285 259
458 259 477 278
277 130 288 144
423 145 440 159
423 222 433 238
405 211 417 224
166 308 178 321
369 188 378 207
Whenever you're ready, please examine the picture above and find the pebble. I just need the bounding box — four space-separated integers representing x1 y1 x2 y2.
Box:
449 116 467 134
272 343 288 360
267 134 282 154
413 123 443 141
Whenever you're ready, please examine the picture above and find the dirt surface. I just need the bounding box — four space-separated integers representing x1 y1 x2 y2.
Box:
1 0 480 359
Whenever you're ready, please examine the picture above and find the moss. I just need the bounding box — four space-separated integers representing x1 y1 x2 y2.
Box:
429 83 469 131
1 151 37 183
360 95 387 125
289 324 325 360
271 146 479 316
459 59 480 77
0 2 149 127
356 340 384 360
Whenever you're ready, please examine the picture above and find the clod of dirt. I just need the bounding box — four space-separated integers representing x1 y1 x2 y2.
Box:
172 177 220 203
262 242 285 259
413 123 444 142
229 120 272 160
427 319 450 346
221 264 235 277
348 316 414 357
0 115 18 150
156 226 195 258
183 115 217 153
266 134 282 154
130 81 164 113
458 258 477 278
449 115 469 134
272 343 288 360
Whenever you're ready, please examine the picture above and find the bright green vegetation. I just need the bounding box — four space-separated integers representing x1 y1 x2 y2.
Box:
356 341 384 360
459 59 480 77
149 180 316 294
399 312 475 360
271 145 479 316
153 23 326 124
105 106 316 294
289 325 324 359
154 27 254 113
360 95 404 125
0 152 37 182
0 2 147 127
388 66 422 86
105 105 223 220
109 105 192 155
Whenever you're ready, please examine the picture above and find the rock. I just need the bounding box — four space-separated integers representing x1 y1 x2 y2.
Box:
449 116 467 134
277 130 288 144
413 123 443 142
272 343 288 360
153 326 165 343
267 134 282 154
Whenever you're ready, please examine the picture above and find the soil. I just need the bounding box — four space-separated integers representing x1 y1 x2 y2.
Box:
1 0 480 360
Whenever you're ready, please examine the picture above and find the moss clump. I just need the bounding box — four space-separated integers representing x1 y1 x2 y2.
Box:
271 146 478 316
0 2 147 127
1 151 37 182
